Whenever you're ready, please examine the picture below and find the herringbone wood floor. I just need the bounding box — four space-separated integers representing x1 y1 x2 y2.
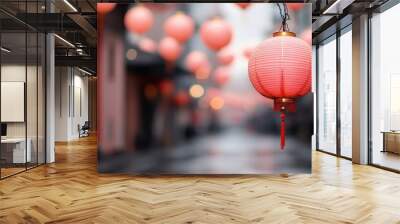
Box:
1 135 400 224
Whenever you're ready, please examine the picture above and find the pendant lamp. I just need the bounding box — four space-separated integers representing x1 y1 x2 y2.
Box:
248 4 311 150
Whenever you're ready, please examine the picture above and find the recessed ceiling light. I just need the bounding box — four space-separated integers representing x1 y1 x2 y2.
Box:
54 34 75 48
1 47 11 53
63 0 78 12
77 67 93 76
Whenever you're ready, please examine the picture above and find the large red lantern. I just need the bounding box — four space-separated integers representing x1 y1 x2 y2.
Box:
97 3 116 15
158 37 182 62
217 49 234 65
200 18 233 51
124 6 154 34
164 12 195 43
248 31 311 149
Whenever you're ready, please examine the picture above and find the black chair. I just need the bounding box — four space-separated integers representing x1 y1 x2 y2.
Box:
79 121 90 138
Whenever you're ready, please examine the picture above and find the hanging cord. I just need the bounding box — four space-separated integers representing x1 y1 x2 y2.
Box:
276 3 290 32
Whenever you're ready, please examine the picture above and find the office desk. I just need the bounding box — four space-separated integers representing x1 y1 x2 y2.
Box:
1 138 31 163
382 131 400 154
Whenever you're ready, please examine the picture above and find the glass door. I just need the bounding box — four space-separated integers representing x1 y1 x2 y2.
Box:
317 35 337 154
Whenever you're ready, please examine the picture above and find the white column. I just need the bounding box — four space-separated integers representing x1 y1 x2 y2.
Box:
352 14 369 164
46 32 55 163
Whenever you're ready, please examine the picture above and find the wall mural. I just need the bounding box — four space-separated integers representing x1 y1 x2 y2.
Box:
97 3 313 174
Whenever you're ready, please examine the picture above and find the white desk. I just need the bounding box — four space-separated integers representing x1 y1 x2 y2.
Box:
1 138 31 163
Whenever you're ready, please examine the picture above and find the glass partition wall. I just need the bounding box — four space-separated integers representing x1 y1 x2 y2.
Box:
370 3 400 171
0 1 46 179
339 27 352 159
317 35 337 155
316 26 353 159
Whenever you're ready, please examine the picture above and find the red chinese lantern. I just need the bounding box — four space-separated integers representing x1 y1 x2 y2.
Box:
214 66 230 86
158 37 182 62
124 6 154 34
217 49 234 65
248 31 311 149
235 3 251 10
200 18 233 51
185 51 208 73
139 37 157 53
97 3 116 14
287 3 304 11
164 12 195 43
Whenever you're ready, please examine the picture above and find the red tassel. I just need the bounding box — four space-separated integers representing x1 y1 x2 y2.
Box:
280 112 285 150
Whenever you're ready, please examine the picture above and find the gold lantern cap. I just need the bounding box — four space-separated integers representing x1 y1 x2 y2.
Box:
273 31 296 37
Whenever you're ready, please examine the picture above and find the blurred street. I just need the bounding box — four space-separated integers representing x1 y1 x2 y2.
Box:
100 127 311 174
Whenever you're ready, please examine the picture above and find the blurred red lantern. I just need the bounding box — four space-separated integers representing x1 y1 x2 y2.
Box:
300 28 312 45
248 31 311 149
243 46 255 59
287 3 304 11
145 3 176 11
164 12 195 43
195 61 211 80
158 37 182 62
217 49 234 65
174 91 190 106
200 18 233 51
214 66 230 86
185 51 208 73
159 80 174 97
139 38 157 53
124 6 154 34
235 3 251 10
97 3 116 14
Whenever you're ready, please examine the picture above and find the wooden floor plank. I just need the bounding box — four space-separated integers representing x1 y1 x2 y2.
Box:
0 135 400 223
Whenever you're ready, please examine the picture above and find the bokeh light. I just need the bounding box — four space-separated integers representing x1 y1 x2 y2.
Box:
210 96 225 110
189 84 204 98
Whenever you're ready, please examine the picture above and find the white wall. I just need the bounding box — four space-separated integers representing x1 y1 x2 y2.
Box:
55 67 89 141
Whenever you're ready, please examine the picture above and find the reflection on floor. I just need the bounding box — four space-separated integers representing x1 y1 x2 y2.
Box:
99 128 311 174
0 167 25 178
1 135 400 223
0 163 43 178
373 150 400 170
